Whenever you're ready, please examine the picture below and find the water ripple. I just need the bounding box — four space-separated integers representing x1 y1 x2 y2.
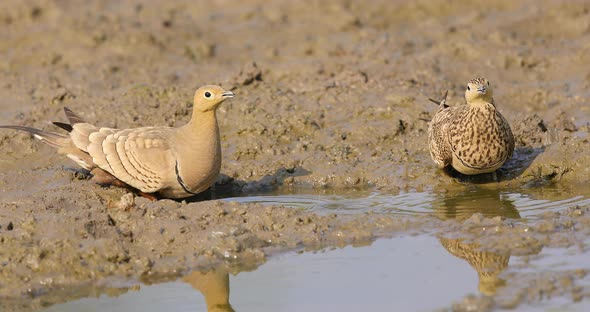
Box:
224 188 590 220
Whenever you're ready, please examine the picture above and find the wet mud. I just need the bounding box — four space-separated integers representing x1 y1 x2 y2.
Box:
1 0 589 310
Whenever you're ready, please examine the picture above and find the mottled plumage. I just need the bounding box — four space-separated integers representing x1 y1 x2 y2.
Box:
428 77 514 175
0 85 234 199
439 237 509 295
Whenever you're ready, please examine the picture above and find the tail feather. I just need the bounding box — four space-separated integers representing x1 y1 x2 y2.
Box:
0 125 69 149
52 107 87 132
53 122 74 132
428 90 449 109
1 111 97 170
64 107 86 125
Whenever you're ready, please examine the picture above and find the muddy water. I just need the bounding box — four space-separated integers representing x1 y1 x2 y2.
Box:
40 236 514 312
44 239 590 312
32 191 590 311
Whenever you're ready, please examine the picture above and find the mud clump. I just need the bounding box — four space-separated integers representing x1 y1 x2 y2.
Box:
229 61 263 88
512 114 550 148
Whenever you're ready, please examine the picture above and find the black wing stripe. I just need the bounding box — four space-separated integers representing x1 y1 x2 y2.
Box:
53 122 74 132
175 161 198 195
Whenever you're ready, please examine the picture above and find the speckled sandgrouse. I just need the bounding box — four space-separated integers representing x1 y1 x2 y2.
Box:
428 77 514 175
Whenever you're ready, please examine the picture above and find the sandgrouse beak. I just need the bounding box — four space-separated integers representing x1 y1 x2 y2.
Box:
477 87 487 94
221 91 235 98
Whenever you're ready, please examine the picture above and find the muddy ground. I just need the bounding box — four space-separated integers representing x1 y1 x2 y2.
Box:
0 0 589 311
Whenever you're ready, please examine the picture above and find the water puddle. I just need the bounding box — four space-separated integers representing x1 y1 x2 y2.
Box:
38 187 590 312
43 235 590 312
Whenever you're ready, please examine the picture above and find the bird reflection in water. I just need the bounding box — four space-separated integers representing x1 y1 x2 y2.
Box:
433 187 520 221
436 187 518 295
183 269 235 312
439 237 509 296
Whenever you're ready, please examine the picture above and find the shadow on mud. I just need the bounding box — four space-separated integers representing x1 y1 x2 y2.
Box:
184 166 312 203
63 166 312 204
